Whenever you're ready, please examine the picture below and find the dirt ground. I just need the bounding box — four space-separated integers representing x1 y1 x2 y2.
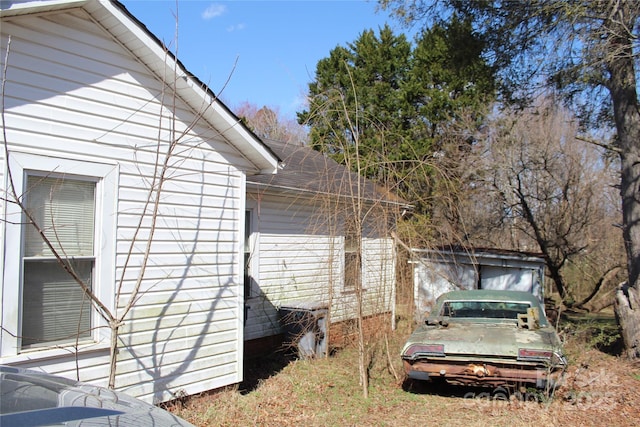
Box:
166 315 640 427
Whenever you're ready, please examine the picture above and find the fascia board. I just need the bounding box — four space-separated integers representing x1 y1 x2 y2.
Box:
0 0 88 17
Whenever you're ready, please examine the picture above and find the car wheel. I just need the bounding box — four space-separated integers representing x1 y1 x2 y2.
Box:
492 387 510 401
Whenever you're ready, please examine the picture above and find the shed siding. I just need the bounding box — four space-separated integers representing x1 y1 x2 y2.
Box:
1 10 247 403
413 260 476 318
412 250 545 320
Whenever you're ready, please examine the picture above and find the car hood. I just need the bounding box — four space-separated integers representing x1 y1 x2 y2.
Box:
403 321 561 358
0 365 194 427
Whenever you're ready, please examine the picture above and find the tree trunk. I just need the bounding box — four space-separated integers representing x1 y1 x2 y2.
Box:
615 284 640 358
616 106 640 359
608 0 640 359
108 322 120 389
546 262 567 302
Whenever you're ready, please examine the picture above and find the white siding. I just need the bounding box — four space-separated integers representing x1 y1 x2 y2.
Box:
244 192 396 340
244 195 338 340
330 235 396 324
1 10 249 403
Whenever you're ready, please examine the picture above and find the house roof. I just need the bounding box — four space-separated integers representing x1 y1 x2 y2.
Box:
0 0 280 175
248 139 410 209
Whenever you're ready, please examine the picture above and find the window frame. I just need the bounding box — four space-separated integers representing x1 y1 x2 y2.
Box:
243 205 259 300
21 175 97 349
343 220 362 293
1 152 118 361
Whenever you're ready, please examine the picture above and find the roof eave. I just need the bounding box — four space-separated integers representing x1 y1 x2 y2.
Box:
1 0 280 175
0 0 87 17
98 0 280 174
247 181 413 210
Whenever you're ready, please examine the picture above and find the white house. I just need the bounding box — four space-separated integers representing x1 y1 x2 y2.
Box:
411 246 546 319
0 0 279 404
244 139 408 352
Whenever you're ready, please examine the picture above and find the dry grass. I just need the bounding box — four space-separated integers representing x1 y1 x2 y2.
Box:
165 315 640 427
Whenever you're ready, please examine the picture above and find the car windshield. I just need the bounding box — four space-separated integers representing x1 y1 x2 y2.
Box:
439 300 531 319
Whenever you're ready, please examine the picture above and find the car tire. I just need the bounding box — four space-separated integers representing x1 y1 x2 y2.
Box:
492 387 510 401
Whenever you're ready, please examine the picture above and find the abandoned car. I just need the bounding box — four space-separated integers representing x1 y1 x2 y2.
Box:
401 290 566 390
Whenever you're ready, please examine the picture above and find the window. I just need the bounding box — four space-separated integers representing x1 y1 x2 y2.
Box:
243 207 258 300
244 209 252 299
21 176 96 348
344 220 361 291
1 153 117 359
440 301 531 319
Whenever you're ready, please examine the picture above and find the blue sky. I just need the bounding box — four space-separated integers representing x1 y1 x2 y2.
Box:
121 0 409 119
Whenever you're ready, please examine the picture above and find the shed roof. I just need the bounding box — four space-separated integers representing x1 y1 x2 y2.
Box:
412 245 545 265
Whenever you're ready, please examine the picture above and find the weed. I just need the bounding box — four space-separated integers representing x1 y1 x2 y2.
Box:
164 315 638 427
560 311 622 355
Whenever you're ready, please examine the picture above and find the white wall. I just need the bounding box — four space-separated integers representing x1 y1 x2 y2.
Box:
1 9 250 403
245 192 396 340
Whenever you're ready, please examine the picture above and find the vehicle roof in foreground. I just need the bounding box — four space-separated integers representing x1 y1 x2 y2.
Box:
0 365 195 427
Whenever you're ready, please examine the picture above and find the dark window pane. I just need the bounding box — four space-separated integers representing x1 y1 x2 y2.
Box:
22 259 93 348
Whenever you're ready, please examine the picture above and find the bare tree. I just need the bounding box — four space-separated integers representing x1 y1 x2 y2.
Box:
293 67 407 397
381 0 640 359
457 99 623 306
235 102 307 145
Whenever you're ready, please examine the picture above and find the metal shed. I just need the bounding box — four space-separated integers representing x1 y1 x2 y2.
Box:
410 247 546 320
